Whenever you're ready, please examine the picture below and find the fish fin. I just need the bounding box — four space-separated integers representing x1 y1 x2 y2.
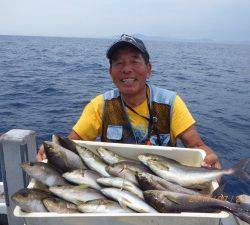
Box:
151 160 169 170
75 200 85 206
74 184 89 190
187 181 211 190
163 195 182 205
232 157 250 181
58 151 70 168
118 200 128 210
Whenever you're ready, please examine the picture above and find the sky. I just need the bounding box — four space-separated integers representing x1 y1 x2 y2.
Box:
1 0 250 42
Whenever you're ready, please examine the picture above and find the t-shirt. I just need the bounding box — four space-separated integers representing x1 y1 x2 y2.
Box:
73 93 195 144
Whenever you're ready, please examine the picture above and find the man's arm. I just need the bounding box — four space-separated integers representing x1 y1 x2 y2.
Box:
177 125 221 169
35 130 82 162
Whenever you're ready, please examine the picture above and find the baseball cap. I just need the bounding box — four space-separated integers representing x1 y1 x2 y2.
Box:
106 34 149 61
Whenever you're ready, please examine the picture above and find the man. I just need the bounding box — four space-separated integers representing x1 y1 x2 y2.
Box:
36 34 221 169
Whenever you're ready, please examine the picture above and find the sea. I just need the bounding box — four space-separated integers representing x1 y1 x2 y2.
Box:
0 35 249 197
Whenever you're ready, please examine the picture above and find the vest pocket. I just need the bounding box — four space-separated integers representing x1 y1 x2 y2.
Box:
149 134 171 146
107 125 123 141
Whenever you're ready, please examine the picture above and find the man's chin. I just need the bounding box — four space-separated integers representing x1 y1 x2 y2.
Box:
119 87 138 96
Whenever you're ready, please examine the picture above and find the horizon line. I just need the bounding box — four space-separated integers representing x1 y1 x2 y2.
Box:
0 34 250 45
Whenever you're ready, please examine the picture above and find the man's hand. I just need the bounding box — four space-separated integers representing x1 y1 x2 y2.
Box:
178 125 221 169
35 144 47 162
202 152 221 169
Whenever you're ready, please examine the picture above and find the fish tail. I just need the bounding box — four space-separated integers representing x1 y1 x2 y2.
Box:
231 157 250 181
211 182 227 198
230 203 250 224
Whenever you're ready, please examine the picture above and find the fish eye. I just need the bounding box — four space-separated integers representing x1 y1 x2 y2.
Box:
30 162 34 166
22 192 29 197
19 190 29 197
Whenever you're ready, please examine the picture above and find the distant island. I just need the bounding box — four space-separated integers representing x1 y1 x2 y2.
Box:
1 34 249 45
109 33 250 45
109 33 215 43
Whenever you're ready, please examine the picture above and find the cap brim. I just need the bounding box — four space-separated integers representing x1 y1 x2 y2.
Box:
106 41 142 59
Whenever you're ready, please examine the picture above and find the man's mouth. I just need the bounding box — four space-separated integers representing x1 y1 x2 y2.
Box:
121 78 136 83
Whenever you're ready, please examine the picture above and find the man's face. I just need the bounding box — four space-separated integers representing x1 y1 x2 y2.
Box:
109 47 151 96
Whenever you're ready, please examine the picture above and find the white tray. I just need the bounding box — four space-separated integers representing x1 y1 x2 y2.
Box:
13 141 228 225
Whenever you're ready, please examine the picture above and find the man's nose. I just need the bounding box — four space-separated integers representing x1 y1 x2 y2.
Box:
121 63 132 74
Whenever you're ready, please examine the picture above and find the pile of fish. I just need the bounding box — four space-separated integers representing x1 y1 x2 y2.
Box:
11 134 250 223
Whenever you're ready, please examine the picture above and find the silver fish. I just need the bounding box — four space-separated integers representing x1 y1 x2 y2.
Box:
136 172 201 195
20 162 68 186
138 154 250 188
43 197 79 213
106 161 151 186
106 164 138 185
75 144 110 177
49 185 105 204
97 177 144 199
96 147 136 165
43 141 86 173
11 188 50 212
144 190 250 223
77 199 133 213
101 188 157 213
63 169 102 190
52 134 78 154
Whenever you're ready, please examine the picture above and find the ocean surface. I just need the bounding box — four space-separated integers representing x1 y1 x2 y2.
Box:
0 35 249 196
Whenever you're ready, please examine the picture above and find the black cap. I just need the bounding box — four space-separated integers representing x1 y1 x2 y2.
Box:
106 34 149 61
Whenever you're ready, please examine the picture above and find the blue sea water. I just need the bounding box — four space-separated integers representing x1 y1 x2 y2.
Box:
0 35 249 196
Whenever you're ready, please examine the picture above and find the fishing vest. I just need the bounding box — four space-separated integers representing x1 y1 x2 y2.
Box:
101 84 177 146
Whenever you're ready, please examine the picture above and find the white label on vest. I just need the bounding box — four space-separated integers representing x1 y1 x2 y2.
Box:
107 125 123 140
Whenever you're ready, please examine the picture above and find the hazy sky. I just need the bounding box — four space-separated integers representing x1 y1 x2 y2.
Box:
1 0 250 41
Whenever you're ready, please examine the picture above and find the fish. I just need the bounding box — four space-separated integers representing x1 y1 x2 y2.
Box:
75 144 110 177
138 154 250 188
43 141 86 173
11 188 51 212
20 162 68 186
143 190 183 213
77 199 133 213
115 161 152 173
106 161 151 186
62 169 102 190
106 164 138 185
144 190 250 223
237 194 250 206
136 172 201 196
236 194 250 211
52 134 78 154
97 177 144 199
101 188 157 213
43 197 79 213
49 185 105 204
96 147 136 165
136 172 166 191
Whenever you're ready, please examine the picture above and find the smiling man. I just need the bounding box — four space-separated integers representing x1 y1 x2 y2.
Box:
36 34 220 169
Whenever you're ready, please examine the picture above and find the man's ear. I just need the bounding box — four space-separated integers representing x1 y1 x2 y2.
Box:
146 63 152 79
